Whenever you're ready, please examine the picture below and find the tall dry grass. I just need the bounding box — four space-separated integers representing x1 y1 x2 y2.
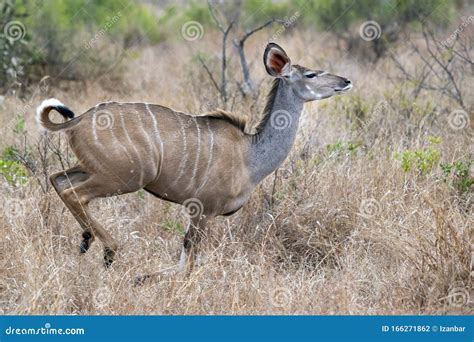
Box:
0 30 472 314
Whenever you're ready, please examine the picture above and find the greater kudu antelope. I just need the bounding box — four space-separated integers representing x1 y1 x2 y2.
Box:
37 43 352 275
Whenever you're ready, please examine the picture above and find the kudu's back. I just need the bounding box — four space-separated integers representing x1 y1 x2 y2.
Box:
59 102 254 215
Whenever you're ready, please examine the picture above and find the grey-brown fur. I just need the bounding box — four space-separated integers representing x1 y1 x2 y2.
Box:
37 43 351 276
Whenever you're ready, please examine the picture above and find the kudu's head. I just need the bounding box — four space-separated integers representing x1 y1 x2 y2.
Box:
264 43 352 101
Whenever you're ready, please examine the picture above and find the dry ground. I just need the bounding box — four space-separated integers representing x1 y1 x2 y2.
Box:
0 30 472 314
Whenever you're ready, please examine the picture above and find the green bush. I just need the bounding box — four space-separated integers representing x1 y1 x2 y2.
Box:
292 0 455 60
181 1 212 25
441 159 473 194
326 140 360 158
0 1 34 91
163 220 185 235
395 136 441 175
26 0 163 45
242 0 294 27
0 146 28 186
295 0 454 32
1 0 162 91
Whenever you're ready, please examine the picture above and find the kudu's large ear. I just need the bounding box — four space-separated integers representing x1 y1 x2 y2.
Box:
264 43 292 78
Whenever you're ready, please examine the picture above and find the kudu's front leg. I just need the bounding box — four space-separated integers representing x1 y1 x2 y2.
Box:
134 215 209 286
180 215 208 275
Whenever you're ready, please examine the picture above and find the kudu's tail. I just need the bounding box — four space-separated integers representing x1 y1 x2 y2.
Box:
36 98 78 132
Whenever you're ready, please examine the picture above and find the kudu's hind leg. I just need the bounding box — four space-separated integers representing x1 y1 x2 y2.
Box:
50 166 95 253
51 167 120 267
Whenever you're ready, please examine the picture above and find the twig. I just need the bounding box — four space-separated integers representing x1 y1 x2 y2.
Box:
220 21 234 103
240 19 278 44
423 28 464 109
208 1 225 33
198 55 220 93
233 19 280 96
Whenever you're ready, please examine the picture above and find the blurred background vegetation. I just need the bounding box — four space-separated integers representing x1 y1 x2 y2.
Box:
0 0 468 95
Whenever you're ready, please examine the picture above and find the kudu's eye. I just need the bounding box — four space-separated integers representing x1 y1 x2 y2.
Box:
305 73 317 78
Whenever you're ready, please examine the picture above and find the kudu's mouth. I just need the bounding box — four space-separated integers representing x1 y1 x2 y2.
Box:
334 79 353 92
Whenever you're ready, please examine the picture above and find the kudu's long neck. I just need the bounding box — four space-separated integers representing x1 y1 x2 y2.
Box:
248 79 304 184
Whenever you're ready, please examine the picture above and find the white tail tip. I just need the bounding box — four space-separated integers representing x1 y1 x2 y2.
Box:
36 98 64 125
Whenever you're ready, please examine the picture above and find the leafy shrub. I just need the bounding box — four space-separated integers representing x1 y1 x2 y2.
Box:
0 1 35 92
172 0 293 29
395 136 441 175
242 0 294 27
163 220 185 235
1 0 162 92
181 1 212 25
326 140 360 158
293 0 454 60
0 146 28 186
297 0 454 32
441 159 473 194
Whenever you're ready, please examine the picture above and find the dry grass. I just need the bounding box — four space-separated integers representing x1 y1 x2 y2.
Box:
0 30 472 315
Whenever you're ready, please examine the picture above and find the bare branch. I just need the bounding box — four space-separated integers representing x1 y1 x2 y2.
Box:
422 27 465 108
233 19 281 96
239 19 279 44
198 55 221 94
390 25 469 110
220 20 234 103
206 0 236 104
207 0 225 33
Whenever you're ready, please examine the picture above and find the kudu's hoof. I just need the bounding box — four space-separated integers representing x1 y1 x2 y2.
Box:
133 266 179 286
103 247 116 268
79 232 93 254
133 275 151 287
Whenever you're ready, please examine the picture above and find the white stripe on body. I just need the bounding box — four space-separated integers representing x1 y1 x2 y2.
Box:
137 109 158 176
119 107 145 185
195 118 214 195
186 116 201 193
145 104 164 183
172 113 189 187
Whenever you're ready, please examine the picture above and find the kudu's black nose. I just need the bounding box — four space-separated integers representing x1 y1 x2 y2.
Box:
335 78 352 92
